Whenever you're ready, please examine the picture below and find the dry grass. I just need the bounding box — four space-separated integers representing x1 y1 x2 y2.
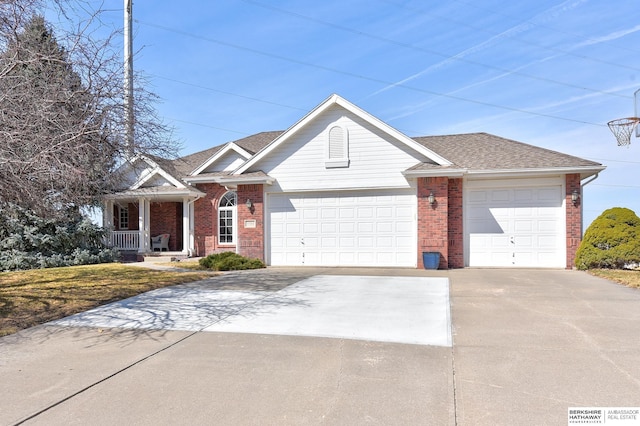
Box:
588 269 640 289
161 259 206 270
0 263 214 337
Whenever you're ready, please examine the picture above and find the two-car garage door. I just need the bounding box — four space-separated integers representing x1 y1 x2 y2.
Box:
267 189 416 267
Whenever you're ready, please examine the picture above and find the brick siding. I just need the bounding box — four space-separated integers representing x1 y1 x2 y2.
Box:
417 177 449 269
565 173 582 269
149 202 182 252
192 183 236 256
237 184 265 261
181 174 580 269
447 178 464 268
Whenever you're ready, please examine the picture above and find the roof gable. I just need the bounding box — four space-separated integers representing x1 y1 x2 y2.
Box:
191 142 252 175
124 155 185 190
235 94 451 174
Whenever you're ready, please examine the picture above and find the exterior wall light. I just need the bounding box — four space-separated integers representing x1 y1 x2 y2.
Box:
428 192 436 205
246 198 253 209
571 190 580 206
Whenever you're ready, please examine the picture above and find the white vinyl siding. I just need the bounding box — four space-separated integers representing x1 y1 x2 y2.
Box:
267 189 417 267
465 178 565 268
248 105 430 192
203 152 247 173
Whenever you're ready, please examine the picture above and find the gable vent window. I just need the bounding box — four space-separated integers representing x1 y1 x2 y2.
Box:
326 125 349 168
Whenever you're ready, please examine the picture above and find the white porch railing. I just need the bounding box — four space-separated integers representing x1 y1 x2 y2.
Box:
109 231 140 251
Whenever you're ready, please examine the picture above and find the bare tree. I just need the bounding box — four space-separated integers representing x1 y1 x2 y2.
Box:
0 0 178 218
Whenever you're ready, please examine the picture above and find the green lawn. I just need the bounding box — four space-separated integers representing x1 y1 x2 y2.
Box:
0 263 214 337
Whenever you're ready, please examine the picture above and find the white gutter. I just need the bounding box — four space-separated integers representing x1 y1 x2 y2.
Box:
403 165 605 179
104 189 204 199
402 168 467 178
184 176 225 184
184 175 276 185
218 176 276 185
464 166 605 178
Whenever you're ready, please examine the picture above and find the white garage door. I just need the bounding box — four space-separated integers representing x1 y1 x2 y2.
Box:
268 189 416 267
466 181 565 268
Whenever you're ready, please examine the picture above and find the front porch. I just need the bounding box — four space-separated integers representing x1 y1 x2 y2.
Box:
104 194 199 256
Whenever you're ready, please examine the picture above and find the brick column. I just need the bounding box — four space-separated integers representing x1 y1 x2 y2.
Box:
447 178 464 268
566 173 582 269
417 177 449 269
237 184 265 261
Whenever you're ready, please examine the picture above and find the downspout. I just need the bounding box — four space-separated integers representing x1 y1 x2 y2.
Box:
580 173 600 235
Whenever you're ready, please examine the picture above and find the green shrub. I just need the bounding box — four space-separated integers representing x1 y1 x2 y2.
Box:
198 252 266 271
575 207 640 270
0 203 118 271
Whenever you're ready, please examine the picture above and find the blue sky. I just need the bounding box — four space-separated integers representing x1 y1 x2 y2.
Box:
56 0 640 229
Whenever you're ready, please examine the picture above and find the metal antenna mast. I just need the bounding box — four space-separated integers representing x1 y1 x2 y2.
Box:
124 0 134 153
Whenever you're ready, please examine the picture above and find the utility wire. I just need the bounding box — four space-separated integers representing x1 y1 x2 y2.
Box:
376 0 640 73
446 0 640 54
592 183 640 189
151 74 307 112
167 117 251 136
240 0 631 99
136 19 607 128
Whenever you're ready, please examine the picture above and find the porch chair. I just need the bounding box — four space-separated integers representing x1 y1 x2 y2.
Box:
151 233 170 251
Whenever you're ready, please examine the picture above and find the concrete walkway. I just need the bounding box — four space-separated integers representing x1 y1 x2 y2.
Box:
1 268 639 425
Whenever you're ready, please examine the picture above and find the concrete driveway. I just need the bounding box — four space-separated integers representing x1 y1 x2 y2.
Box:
1 268 639 425
52 271 451 347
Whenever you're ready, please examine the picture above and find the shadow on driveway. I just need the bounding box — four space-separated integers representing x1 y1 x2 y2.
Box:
51 270 451 347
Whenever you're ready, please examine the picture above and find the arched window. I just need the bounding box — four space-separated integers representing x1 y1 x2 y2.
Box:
218 191 237 244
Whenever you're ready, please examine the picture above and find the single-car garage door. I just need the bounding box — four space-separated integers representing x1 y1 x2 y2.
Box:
466 179 565 268
267 189 417 267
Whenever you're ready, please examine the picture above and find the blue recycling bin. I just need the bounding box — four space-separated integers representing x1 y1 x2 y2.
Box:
422 252 441 270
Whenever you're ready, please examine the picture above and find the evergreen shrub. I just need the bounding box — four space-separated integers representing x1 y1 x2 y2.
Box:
0 203 118 271
199 251 266 271
575 207 640 270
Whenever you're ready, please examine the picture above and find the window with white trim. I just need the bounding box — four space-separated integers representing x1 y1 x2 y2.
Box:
326 125 349 168
218 191 237 244
119 206 129 230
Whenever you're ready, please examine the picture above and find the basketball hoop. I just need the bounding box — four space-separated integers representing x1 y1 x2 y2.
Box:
607 117 640 146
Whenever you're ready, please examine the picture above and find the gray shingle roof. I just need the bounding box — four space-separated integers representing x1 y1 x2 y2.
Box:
167 131 601 182
413 133 601 170
170 145 226 177
234 131 284 154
